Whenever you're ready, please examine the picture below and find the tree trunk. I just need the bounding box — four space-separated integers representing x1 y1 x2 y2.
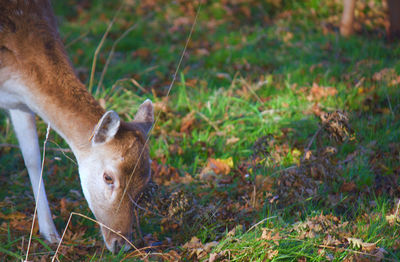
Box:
340 0 357 37
387 0 400 38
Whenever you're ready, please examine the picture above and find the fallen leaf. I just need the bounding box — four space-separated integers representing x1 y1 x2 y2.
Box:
267 249 279 259
340 182 356 192
306 83 338 101
183 236 202 250
347 237 377 252
208 253 218 262
208 158 233 175
385 214 400 226
133 47 151 59
60 198 68 215
373 247 388 261
255 175 274 192
183 237 218 260
180 111 196 133
0 211 26 220
164 250 181 261
283 32 293 43
226 136 240 145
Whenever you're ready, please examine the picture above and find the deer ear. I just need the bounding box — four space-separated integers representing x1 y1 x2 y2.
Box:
133 99 154 135
92 111 120 145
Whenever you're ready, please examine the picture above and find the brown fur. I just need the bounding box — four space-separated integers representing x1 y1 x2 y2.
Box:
0 0 104 145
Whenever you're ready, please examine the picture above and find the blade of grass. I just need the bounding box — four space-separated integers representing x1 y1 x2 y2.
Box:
0 245 24 259
88 4 123 94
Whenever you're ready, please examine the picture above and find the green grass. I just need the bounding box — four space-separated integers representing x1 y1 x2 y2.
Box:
1 0 400 260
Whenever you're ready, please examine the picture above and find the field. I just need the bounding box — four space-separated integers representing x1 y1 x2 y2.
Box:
0 0 400 261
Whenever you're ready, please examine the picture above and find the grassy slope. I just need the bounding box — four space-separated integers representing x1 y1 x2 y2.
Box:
0 0 399 261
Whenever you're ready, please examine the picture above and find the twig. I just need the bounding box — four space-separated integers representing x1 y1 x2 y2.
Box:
271 165 297 176
104 77 148 102
386 92 395 118
88 5 123 94
96 13 153 95
245 216 277 233
122 251 171 261
99 244 106 262
301 126 323 162
48 140 77 165
395 199 400 217
240 78 264 104
133 208 144 242
51 212 143 261
129 78 147 93
317 244 394 261
25 123 51 261
65 31 89 48
283 237 395 261
195 111 220 132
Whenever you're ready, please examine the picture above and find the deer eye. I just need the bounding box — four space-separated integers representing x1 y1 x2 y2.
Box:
103 173 114 185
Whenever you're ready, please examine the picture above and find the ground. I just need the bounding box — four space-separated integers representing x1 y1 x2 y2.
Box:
0 0 400 261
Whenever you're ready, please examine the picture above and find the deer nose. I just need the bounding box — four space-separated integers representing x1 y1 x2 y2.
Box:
111 237 131 253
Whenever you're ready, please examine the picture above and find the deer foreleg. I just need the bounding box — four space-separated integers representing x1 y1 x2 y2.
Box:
340 0 356 37
9 109 60 243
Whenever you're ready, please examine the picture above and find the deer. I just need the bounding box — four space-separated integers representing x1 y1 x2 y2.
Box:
0 0 153 253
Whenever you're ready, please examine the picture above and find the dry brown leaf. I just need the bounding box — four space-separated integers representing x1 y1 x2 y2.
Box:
183 236 202 250
226 136 240 145
306 83 338 101
153 97 169 113
204 241 218 252
0 211 26 220
340 182 356 192
208 158 232 175
208 250 228 262
373 248 388 261
385 214 400 226
60 198 68 215
195 48 210 56
283 32 293 43
347 237 377 252
164 250 181 261
169 144 184 155
323 234 341 246
261 228 269 240
260 228 281 245
180 111 196 133
180 172 194 184
9 218 38 234
267 249 279 259
372 68 397 82
208 253 218 262
133 47 151 59
255 175 274 192
183 237 218 260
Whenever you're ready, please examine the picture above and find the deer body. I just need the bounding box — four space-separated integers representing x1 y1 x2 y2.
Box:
0 0 153 252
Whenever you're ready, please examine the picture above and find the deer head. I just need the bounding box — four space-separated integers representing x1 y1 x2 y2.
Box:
78 100 154 252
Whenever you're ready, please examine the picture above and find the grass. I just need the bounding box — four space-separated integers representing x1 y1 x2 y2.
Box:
1 0 400 260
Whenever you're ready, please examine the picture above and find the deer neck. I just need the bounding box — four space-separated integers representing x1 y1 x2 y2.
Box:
17 66 105 160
